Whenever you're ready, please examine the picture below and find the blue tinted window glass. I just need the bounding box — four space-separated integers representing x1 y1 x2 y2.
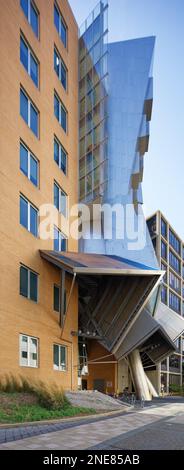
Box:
54 139 59 165
54 227 59 251
30 271 38 302
20 90 28 124
30 103 38 137
54 49 59 77
30 3 38 37
60 19 67 47
20 143 28 177
20 37 28 71
60 191 66 217
61 147 67 174
30 205 37 236
61 62 66 89
30 155 38 186
20 0 28 18
61 106 67 132
20 266 28 297
54 184 59 210
61 237 66 252
20 196 28 229
54 95 59 121
30 53 38 87
54 5 59 33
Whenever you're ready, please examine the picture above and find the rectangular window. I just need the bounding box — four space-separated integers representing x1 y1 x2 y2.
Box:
169 291 181 314
54 4 67 48
54 182 67 217
20 0 39 38
53 344 67 371
161 240 167 261
161 285 167 305
20 265 38 302
169 271 181 293
169 250 180 274
54 48 67 90
54 93 67 132
53 285 67 313
20 195 38 237
20 88 39 137
161 218 167 239
20 142 38 186
169 229 181 255
54 137 67 175
20 36 39 87
54 227 67 252
161 262 167 284
20 334 38 367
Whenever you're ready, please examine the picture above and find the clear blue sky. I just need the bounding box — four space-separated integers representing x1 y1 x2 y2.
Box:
69 0 184 240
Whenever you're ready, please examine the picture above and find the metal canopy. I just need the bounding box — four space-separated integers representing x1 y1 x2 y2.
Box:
40 250 163 277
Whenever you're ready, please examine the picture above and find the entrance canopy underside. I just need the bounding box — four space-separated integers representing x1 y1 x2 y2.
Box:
40 250 176 363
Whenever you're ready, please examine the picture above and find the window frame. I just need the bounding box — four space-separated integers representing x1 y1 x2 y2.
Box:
20 141 39 187
53 284 67 313
20 34 39 87
54 46 67 91
20 264 38 303
20 0 39 39
54 181 68 218
53 343 67 372
20 193 38 237
54 136 68 176
19 333 39 368
54 3 67 49
20 88 39 138
54 226 67 252
54 92 67 133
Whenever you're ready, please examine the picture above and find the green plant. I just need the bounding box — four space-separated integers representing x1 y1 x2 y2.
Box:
0 374 69 410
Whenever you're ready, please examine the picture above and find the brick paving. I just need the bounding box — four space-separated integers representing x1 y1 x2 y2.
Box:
0 401 184 450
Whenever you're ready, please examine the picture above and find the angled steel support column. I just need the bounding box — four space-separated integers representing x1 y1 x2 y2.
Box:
128 349 151 401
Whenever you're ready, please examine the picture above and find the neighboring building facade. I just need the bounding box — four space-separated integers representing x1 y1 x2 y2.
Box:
147 211 184 393
0 0 79 389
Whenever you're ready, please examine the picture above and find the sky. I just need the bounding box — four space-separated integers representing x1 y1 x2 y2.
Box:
69 0 184 240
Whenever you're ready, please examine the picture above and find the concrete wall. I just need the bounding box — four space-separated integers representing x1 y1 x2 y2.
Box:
0 0 79 389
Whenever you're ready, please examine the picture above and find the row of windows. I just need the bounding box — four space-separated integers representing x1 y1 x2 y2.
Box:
20 88 67 137
21 0 67 50
20 334 67 371
20 35 68 92
20 265 66 311
20 193 68 242
161 285 181 314
169 229 181 255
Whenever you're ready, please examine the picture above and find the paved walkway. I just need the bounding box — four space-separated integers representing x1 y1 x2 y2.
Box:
0 401 184 450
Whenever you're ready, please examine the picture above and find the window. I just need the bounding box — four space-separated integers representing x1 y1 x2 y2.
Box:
169 291 181 314
20 195 38 237
54 4 67 48
54 93 67 132
53 344 67 371
20 36 39 87
169 271 181 293
54 227 67 252
169 250 180 274
54 48 67 90
53 285 66 313
20 0 39 38
54 137 67 175
161 240 167 260
54 182 67 217
20 142 38 186
169 354 180 373
20 89 39 137
20 265 38 302
161 285 167 305
161 218 167 239
169 229 181 255
20 334 38 367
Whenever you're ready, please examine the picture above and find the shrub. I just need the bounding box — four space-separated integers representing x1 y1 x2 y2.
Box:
0 374 69 410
